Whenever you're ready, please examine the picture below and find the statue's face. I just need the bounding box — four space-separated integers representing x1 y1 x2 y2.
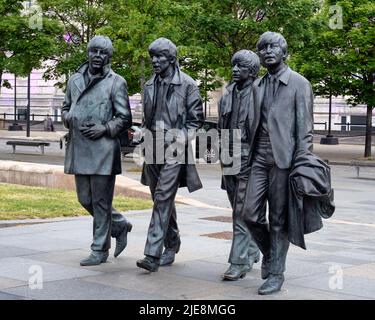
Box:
232 60 251 84
258 38 286 69
88 44 110 73
150 51 172 76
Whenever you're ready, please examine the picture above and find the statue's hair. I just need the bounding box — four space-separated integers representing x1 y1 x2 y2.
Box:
256 32 288 60
231 49 260 78
87 35 113 57
148 37 177 63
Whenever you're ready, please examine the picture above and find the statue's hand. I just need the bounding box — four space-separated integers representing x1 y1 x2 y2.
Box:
62 111 74 128
79 123 107 140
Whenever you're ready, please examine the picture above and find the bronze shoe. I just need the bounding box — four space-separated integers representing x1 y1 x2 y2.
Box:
258 274 284 295
114 221 133 258
222 264 249 281
80 251 109 266
136 256 160 272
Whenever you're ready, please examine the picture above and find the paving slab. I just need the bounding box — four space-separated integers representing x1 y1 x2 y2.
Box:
0 277 26 290
0 257 102 282
287 274 375 300
0 291 27 300
2 279 161 300
0 245 43 259
83 264 239 300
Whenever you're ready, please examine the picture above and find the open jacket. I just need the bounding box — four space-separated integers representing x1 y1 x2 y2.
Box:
248 67 314 169
140 67 204 192
218 82 251 136
61 62 132 175
288 149 335 249
218 82 252 190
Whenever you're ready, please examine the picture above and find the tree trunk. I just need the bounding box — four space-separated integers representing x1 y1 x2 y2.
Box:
0 70 3 95
140 55 145 106
364 104 373 158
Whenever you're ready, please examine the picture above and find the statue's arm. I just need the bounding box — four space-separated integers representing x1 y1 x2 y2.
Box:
61 79 73 129
183 84 205 141
217 97 223 131
107 76 132 138
295 79 314 152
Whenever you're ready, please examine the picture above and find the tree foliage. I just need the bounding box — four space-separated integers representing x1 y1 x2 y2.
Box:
2 0 373 156
180 0 320 80
293 0 375 157
0 0 62 91
37 0 321 97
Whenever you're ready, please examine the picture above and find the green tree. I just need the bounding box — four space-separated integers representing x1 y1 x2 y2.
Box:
0 0 61 91
38 0 112 88
293 0 375 157
38 0 190 98
98 0 188 96
179 0 320 82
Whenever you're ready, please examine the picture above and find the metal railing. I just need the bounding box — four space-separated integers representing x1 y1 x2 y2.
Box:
0 113 62 122
334 122 370 131
1 113 371 132
314 122 327 131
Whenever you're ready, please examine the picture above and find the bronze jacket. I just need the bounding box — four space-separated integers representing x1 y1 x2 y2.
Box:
140 67 204 192
218 82 252 190
288 149 335 249
218 82 251 137
62 62 132 175
248 67 314 169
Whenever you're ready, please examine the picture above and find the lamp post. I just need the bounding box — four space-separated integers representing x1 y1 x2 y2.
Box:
320 90 339 145
26 73 31 137
8 75 23 131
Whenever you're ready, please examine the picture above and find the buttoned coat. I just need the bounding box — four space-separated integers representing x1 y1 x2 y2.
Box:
248 67 314 169
140 67 204 192
62 62 132 175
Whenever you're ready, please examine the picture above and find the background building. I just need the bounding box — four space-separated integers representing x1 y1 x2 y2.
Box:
0 69 373 132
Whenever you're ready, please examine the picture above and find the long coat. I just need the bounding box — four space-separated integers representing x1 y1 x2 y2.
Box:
61 62 132 175
248 67 314 169
140 67 204 192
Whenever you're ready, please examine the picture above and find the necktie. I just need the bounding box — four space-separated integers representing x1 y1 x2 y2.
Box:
270 76 277 97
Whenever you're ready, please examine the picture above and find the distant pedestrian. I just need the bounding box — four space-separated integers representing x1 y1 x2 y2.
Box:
44 114 54 131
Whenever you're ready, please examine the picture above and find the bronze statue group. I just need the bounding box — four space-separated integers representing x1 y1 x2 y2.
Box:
61 33 334 296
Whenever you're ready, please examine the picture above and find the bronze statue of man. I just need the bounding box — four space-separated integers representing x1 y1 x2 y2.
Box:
218 50 260 281
242 32 315 294
137 37 204 272
61 35 133 266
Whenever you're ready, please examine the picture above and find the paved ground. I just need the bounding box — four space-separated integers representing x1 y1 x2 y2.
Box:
0 129 375 300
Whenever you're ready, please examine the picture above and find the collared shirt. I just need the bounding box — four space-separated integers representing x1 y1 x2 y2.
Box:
259 66 287 136
85 69 103 87
228 82 252 153
230 82 251 136
151 72 174 131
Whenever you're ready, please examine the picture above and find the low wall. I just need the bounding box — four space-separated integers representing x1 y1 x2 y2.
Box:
0 160 151 199
0 160 224 208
